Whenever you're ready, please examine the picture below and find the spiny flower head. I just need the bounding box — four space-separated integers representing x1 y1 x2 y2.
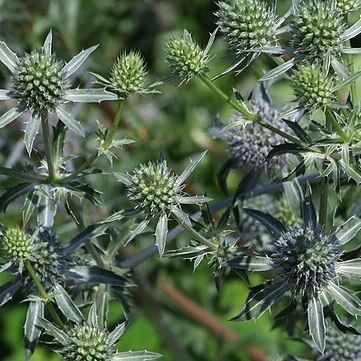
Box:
109 51 147 97
166 30 209 83
215 0 277 55
291 64 335 110
317 326 361 361
335 0 361 14
0 227 68 291
127 161 181 217
225 102 286 172
11 50 68 114
291 0 345 59
272 225 341 296
62 324 113 361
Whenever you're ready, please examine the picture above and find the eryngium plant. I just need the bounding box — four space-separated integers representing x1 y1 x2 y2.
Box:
41 302 161 361
0 30 117 153
227 188 361 352
115 152 210 255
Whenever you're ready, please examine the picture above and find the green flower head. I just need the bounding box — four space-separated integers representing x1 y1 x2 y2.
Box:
116 153 210 255
335 0 361 14
215 0 278 55
109 51 147 97
291 63 335 110
0 30 117 154
166 30 209 83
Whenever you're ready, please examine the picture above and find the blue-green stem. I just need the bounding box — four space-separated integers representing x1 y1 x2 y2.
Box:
199 74 302 145
41 113 56 183
25 261 65 329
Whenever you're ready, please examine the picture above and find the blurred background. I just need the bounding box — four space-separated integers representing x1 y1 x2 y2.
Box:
0 1 360 360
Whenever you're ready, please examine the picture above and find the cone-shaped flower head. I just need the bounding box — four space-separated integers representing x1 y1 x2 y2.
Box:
291 64 335 110
127 161 182 217
11 50 68 114
335 0 361 14
317 326 361 361
166 30 209 83
215 0 277 55
109 51 147 97
272 225 341 296
291 0 345 59
0 226 67 291
63 324 114 361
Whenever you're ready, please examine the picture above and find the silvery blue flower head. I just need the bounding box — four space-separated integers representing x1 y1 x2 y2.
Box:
229 185 361 353
0 30 117 153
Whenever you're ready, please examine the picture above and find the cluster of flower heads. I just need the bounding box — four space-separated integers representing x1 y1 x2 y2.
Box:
0 226 68 292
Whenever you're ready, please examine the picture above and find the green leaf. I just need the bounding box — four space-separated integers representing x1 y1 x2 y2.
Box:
155 214 168 256
0 89 11 100
62 45 98 76
37 185 57 228
326 282 361 316
68 266 131 287
307 296 325 353
88 302 98 328
99 210 125 224
175 151 207 187
302 183 317 227
54 284 83 323
22 190 38 225
343 18 361 40
125 219 149 246
177 195 212 204
0 182 36 212
282 119 311 143
108 323 126 345
332 70 361 92
227 256 273 271
56 106 85 136
267 143 307 159
243 209 286 239
260 58 295 81
39 318 68 344
42 30 52 56
0 107 22 128
337 259 361 279
114 172 132 186
0 261 12 273
111 351 162 360
232 282 288 321
63 182 102 204
63 88 117 102
24 300 44 361
335 216 361 244
0 278 21 306
0 41 19 72
339 160 361 184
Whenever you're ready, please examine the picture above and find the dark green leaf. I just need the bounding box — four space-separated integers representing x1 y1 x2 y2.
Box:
308 296 326 353
0 183 36 212
227 256 273 271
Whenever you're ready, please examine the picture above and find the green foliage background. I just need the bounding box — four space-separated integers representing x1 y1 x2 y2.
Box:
0 1 360 360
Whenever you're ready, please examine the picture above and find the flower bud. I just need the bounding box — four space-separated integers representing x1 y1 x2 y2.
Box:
336 0 361 14
166 30 208 82
109 51 147 96
291 64 334 110
1 227 33 263
215 0 277 55
291 1 345 59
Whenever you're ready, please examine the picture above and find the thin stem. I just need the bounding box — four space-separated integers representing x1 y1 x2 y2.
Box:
199 74 302 145
63 101 125 183
25 261 65 329
103 100 125 148
325 108 349 143
41 113 56 182
172 212 218 252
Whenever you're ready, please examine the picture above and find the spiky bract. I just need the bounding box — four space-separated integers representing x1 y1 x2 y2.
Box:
215 0 277 55
292 64 335 110
11 50 68 114
109 51 147 96
272 225 341 296
127 162 181 217
291 1 345 59
62 325 114 361
166 31 209 82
